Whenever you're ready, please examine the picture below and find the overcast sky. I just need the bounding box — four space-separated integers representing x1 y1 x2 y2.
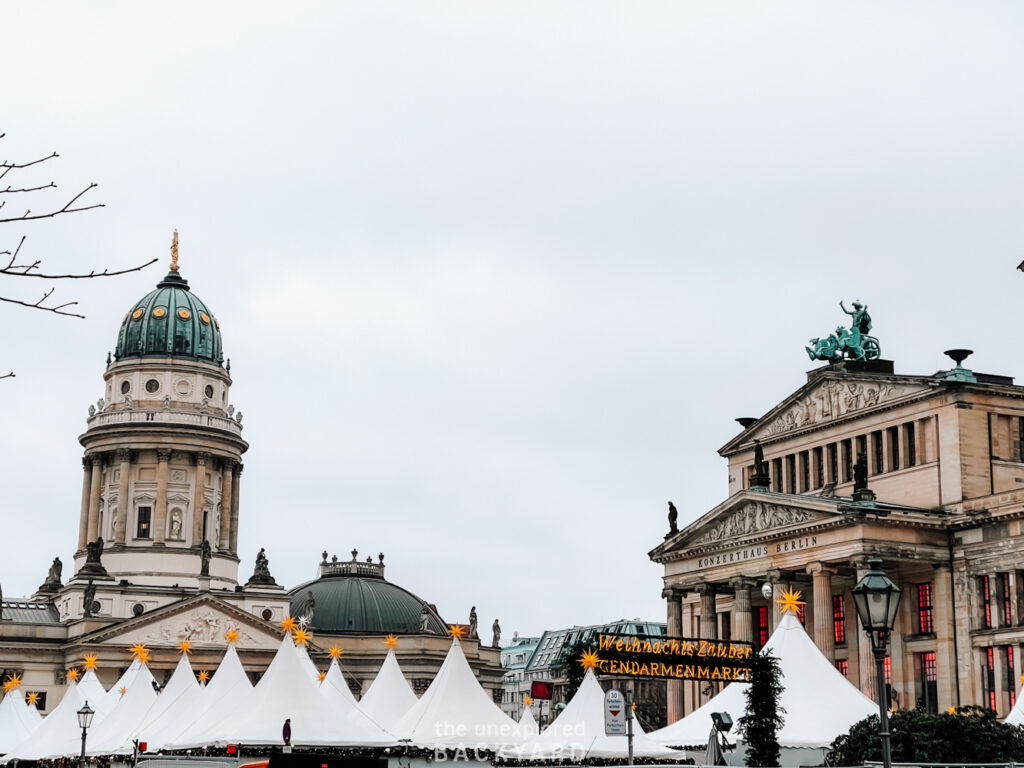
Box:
2 2 1023 639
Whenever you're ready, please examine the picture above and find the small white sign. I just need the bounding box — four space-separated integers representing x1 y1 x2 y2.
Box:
605 689 627 735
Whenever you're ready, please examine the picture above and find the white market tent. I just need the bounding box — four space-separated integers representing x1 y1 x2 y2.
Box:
517 706 539 740
296 644 322 685
78 669 112 717
0 689 41 755
391 638 521 750
80 662 157 756
158 643 252 749
358 649 417 732
649 611 877 762
2 682 86 762
176 635 394 747
513 671 679 761
103 653 204 755
1005 688 1024 725
320 658 358 709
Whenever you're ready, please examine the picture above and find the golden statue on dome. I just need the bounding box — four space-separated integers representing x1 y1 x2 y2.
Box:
170 230 180 271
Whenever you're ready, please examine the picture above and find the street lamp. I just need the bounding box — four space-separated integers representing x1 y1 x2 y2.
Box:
77 701 95 767
851 558 901 768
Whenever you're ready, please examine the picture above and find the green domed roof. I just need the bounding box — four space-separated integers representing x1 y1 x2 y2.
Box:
288 570 447 635
114 270 223 363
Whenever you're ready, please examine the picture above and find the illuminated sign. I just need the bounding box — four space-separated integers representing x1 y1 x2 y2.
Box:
592 633 754 682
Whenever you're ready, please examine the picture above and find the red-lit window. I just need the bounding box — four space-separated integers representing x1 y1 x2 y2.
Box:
918 583 934 634
757 606 769 647
833 595 846 645
1009 646 1017 707
921 651 937 682
884 655 891 684
835 659 849 677
1003 573 1013 627
986 647 996 710
796 603 805 625
983 576 993 629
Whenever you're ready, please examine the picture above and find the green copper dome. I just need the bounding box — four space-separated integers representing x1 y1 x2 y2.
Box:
114 270 223 363
288 569 447 635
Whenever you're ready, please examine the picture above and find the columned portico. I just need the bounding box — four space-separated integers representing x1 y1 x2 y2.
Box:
698 584 718 640
731 577 754 643
664 587 684 723
807 561 835 662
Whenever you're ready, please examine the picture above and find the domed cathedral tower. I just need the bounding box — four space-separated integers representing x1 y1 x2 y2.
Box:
72 233 250 605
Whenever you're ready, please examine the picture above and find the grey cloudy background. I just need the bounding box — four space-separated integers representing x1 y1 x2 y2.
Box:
2 3 1023 638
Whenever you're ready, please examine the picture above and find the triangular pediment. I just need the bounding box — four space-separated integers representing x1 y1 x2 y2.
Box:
79 595 284 651
720 371 937 454
651 491 840 559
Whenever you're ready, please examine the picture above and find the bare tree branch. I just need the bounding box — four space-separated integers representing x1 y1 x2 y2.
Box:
1 181 57 194
1 236 157 278
0 182 104 223
0 372 13 380
0 289 85 318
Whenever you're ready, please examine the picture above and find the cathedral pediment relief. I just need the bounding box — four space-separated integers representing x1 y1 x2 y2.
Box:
93 599 281 651
684 500 827 548
749 379 931 442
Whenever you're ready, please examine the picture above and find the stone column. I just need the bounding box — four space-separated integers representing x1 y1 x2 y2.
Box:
115 448 131 544
933 565 958 710
855 560 878 701
993 644 1009 716
681 599 697 714
78 457 93 550
807 562 835 662
229 463 242 552
219 458 236 549
154 448 172 544
699 585 718 639
192 452 210 546
767 569 784 630
731 578 754 643
86 454 103 544
665 588 684 723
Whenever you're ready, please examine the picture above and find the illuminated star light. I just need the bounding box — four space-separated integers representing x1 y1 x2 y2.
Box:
197 671 210 684
120 686 128 696
129 643 151 663
947 706 956 715
178 640 192 655
67 669 80 682
26 692 39 705
82 654 99 670
524 696 533 706
318 671 327 682
579 650 600 671
225 628 240 644
775 588 805 616
292 628 312 646
384 635 398 650
448 625 466 639
329 647 343 659
2 675 22 693
280 616 297 633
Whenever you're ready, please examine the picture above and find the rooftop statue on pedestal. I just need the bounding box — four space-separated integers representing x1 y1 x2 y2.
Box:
806 300 881 363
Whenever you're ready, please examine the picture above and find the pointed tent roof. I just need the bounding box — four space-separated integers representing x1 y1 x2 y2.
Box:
513 671 677 760
105 654 204 754
649 612 877 749
296 644 322 684
0 689 41 755
78 668 112 716
391 639 521 749
517 706 539 740
178 634 393 747
321 659 358 708
160 644 252 749
81 663 157 756
1 682 85 762
1005 686 1024 725
358 650 417 732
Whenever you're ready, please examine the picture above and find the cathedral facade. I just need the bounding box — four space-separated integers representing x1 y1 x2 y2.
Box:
0 236 502 712
652 322 1024 723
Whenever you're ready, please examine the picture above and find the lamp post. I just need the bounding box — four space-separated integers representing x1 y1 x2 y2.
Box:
77 700 94 768
851 558 901 768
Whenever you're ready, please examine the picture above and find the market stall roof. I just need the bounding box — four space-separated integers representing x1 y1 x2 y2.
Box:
648 611 877 749
358 649 417 732
391 638 521 750
1005 686 1024 725
320 658 358 709
0 689 41 755
517 706 539 740
80 662 157 756
513 671 679 760
1 682 85 762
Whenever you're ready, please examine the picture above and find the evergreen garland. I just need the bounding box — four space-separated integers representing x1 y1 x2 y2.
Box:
737 650 784 767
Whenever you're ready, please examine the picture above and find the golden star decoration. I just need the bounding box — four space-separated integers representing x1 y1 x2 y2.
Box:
225 628 240 644
26 692 39 705
129 643 151 663
292 628 312 646
281 616 297 633
775 588 805 616
82 653 99 670
524 696 532 706
579 650 600 671
948 706 956 714
384 635 398 650
197 671 210 684
2 675 22 692
67 669 80 682
329 646 343 659
178 640 192 655
119 686 128 696
318 671 327 682
448 624 466 638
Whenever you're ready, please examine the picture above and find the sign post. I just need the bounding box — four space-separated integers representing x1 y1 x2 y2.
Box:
604 688 633 765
